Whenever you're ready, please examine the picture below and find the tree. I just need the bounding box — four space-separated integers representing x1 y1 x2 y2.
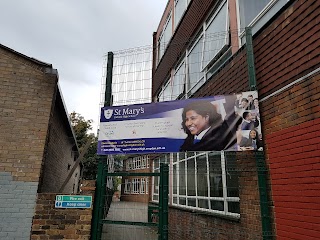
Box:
70 111 95 150
70 111 98 179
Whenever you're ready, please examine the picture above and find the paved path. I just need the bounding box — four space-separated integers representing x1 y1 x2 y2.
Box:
101 201 158 240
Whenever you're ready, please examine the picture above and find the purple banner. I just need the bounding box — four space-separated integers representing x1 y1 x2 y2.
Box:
97 91 263 154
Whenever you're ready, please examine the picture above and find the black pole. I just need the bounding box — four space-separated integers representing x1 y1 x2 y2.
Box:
105 52 114 107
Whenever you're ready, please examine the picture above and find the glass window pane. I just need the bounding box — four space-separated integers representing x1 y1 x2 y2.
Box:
208 152 223 197
173 153 178 163
163 81 172 101
173 62 185 99
187 35 203 91
178 152 185 159
198 199 209 209
173 196 178 204
174 0 186 28
228 202 240 214
187 198 196 207
238 0 271 29
173 164 177 194
196 155 208 197
210 200 224 211
179 161 186 195
187 151 194 158
154 177 159 194
187 158 196 196
226 153 239 197
179 197 186 205
203 2 228 67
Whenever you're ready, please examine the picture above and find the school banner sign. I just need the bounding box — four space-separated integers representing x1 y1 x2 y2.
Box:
97 91 263 154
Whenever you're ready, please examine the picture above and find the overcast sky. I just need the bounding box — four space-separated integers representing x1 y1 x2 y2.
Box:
0 0 167 133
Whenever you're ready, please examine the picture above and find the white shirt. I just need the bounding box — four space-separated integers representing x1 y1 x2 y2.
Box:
195 127 211 140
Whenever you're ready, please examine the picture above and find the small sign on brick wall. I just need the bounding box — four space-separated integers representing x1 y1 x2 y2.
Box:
55 195 92 208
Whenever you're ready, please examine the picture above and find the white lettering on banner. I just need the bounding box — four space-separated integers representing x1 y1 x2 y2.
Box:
99 116 187 141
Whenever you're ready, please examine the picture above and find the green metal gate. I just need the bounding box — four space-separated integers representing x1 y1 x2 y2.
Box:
91 160 169 240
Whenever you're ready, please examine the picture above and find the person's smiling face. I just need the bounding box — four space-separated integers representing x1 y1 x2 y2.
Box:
185 110 209 135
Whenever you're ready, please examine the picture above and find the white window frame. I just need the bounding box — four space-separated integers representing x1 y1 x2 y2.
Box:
158 12 173 64
237 0 290 46
132 178 140 194
124 179 131 194
174 0 192 29
171 151 240 218
158 0 230 99
140 178 146 194
152 155 170 202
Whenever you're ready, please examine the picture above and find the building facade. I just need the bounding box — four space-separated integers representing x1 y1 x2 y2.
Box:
121 155 152 203
0 44 81 239
152 0 320 239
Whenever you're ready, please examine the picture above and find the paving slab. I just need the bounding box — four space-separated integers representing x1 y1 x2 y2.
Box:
101 201 158 240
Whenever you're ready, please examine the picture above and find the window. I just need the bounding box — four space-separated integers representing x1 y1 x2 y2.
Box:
172 61 186 99
152 154 170 202
171 151 240 217
187 0 228 95
158 1 230 100
158 13 172 63
174 0 192 29
125 155 150 170
132 178 140 194
124 179 131 194
203 1 229 68
140 178 146 194
238 0 271 30
159 80 173 102
237 0 289 45
187 35 204 93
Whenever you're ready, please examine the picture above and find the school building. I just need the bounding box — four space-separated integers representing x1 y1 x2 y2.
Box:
150 0 320 239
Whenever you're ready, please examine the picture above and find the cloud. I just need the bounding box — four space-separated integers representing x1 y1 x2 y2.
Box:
0 0 167 133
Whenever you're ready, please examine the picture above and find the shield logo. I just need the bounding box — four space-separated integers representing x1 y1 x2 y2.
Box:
104 109 113 119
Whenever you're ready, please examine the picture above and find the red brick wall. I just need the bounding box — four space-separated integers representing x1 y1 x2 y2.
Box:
264 73 320 239
255 0 320 98
168 153 263 239
151 0 320 239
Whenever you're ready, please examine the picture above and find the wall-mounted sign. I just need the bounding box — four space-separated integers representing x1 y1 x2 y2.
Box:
98 91 262 154
55 195 92 209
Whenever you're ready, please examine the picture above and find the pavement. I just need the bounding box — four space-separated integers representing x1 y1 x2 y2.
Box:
101 201 158 240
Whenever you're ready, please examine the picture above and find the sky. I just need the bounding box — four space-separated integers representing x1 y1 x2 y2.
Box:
0 0 167 133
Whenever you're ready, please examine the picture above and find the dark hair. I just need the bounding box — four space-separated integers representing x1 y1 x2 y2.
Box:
242 111 250 119
241 98 248 103
249 129 262 149
181 101 222 134
249 129 258 140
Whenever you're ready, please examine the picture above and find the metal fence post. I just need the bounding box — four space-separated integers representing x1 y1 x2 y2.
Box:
158 163 169 240
162 164 169 240
91 158 106 240
245 27 273 239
